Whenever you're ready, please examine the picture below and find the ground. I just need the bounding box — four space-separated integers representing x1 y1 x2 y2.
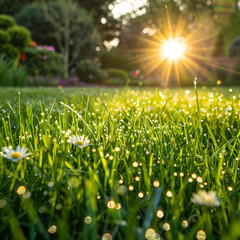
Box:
0 86 239 240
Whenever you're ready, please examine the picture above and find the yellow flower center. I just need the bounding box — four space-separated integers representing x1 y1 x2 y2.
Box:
77 140 84 146
11 152 22 159
204 196 212 203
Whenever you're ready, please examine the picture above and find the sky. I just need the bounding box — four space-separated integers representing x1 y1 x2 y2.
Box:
111 0 148 19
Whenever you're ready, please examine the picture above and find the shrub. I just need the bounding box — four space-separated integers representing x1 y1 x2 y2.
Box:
105 68 129 84
8 26 31 51
0 44 19 59
22 47 65 76
0 24 20 60
0 17 31 61
0 56 27 87
0 30 9 44
76 59 106 83
0 14 15 30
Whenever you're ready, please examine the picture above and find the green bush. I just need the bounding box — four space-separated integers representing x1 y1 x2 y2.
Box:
0 26 20 60
0 15 32 61
0 56 27 87
76 59 106 83
0 44 19 59
105 68 129 84
0 14 15 30
8 26 31 51
0 30 9 44
22 47 65 76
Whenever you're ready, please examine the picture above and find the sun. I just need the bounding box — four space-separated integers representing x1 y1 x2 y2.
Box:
161 38 187 62
126 7 220 87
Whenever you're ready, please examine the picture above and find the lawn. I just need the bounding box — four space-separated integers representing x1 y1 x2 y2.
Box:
0 86 240 240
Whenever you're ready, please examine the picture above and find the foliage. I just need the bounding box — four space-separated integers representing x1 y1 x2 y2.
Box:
121 0 214 40
0 14 16 30
16 3 61 46
101 50 140 72
76 59 107 83
0 56 27 86
0 16 31 61
227 55 240 85
228 36 240 57
212 33 225 57
7 26 31 52
0 87 240 239
0 44 19 59
216 68 230 84
74 0 119 41
0 0 118 43
16 1 97 77
76 0 115 21
0 0 35 16
224 12 240 55
105 68 129 84
0 29 10 44
22 47 65 76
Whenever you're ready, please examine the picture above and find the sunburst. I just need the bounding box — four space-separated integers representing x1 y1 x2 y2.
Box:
125 7 231 87
161 37 187 62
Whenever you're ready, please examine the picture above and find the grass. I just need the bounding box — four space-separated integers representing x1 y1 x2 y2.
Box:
0 86 240 240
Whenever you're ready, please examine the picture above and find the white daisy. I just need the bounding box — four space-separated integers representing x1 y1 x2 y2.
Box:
71 135 89 148
191 190 221 208
1 146 31 162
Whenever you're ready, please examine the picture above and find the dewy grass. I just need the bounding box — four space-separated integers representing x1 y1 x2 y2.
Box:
0 86 239 240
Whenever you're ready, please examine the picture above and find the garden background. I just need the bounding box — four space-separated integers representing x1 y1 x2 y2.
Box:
0 0 240 87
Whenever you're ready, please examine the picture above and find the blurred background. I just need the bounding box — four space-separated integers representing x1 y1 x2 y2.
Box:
0 0 240 87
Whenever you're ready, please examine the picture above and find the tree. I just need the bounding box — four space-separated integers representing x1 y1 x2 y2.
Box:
75 0 118 41
16 0 97 78
0 0 120 43
0 0 35 16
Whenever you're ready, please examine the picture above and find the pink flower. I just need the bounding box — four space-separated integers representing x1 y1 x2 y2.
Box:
37 45 55 52
43 55 48 60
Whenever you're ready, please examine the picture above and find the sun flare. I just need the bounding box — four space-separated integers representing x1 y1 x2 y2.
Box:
126 7 221 87
161 38 187 62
